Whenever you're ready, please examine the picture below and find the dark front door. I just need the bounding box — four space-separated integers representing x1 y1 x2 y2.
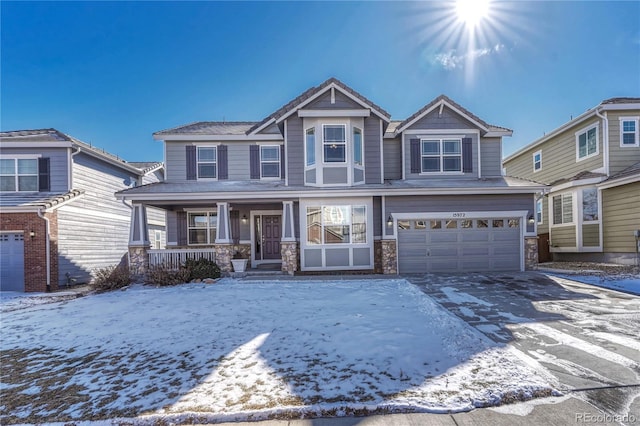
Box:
262 215 281 260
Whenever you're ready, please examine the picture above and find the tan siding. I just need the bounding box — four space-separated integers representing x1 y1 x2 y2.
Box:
602 182 640 252
551 226 576 248
504 118 603 184
582 223 600 247
607 110 640 176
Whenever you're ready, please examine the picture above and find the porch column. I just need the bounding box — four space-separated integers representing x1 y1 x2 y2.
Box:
280 201 298 275
214 202 233 273
128 203 150 280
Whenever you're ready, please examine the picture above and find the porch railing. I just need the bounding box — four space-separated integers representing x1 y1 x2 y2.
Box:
148 248 216 269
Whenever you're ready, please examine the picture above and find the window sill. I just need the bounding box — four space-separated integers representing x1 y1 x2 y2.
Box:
576 152 599 162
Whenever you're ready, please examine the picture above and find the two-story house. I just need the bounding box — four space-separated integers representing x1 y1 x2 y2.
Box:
117 78 544 276
0 129 165 292
503 98 640 265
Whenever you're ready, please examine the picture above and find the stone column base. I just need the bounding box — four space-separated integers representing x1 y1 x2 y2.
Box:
280 241 299 275
214 244 234 274
129 245 149 282
380 240 397 275
525 236 539 270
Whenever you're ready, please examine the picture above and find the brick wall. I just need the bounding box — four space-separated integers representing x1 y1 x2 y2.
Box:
0 212 59 292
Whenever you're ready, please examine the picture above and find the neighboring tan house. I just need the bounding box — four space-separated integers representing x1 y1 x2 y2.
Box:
117 78 544 276
0 129 165 292
503 98 640 266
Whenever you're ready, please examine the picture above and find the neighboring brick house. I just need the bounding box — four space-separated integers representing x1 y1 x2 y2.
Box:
0 129 165 292
503 98 640 265
117 78 544 276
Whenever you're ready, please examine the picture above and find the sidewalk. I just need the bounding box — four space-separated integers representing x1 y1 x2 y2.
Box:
214 396 625 426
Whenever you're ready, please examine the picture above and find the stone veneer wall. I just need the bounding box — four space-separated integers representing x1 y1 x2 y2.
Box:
128 245 149 282
280 241 299 275
525 236 539 270
214 244 235 273
380 240 397 274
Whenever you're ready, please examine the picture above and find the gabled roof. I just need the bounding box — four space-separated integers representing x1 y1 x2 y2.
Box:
503 97 640 164
0 128 157 176
247 77 392 134
154 121 258 137
0 189 85 212
395 94 512 136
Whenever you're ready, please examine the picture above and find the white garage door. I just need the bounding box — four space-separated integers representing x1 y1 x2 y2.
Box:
397 218 521 273
0 233 25 291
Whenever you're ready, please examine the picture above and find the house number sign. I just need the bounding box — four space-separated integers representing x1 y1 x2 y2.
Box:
452 212 467 218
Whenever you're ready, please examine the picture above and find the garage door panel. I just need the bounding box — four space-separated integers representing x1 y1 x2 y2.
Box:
397 216 522 273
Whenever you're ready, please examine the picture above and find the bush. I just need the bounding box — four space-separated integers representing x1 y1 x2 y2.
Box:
146 264 191 286
184 257 221 281
91 265 132 293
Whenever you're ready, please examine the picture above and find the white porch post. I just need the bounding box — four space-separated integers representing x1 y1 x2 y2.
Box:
215 202 232 244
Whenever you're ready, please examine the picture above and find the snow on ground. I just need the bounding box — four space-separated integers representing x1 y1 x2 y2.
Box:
545 273 640 296
0 291 81 313
0 279 555 425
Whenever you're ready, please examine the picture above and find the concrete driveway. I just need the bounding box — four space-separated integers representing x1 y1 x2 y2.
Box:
407 272 640 424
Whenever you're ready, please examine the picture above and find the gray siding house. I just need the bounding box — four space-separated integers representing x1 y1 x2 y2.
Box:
118 78 544 276
503 98 640 265
0 129 165 292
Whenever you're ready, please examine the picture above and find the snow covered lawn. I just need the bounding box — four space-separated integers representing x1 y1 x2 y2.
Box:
0 279 554 424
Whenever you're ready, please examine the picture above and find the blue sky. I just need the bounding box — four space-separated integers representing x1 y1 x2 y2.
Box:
2 1 639 162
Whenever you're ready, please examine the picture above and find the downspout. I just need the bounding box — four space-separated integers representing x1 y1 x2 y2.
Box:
594 108 609 177
69 146 81 188
36 209 51 292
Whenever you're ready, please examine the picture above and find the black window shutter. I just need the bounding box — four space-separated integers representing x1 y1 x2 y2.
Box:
38 157 50 191
177 211 188 246
462 137 473 173
250 145 260 179
218 145 228 180
410 139 420 173
280 144 286 179
186 146 197 180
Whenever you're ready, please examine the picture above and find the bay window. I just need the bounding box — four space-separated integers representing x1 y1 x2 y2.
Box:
582 188 599 221
323 125 346 163
305 128 315 166
306 205 367 245
353 127 363 166
553 194 573 225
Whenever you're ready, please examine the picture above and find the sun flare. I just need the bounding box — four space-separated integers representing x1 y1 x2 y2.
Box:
456 0 490 27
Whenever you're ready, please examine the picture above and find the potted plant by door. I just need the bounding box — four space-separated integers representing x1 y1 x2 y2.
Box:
231 251 248 272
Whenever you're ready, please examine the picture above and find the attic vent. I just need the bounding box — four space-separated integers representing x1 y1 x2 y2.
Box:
439 103 444 117
331 87 335 104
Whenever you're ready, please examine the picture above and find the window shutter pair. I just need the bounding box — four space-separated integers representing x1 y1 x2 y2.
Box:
186 145 228 180
409 137 473 173
38 158 50 191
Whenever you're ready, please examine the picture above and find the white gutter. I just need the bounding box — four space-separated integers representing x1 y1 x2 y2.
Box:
36 209 52 292
594 108 609 177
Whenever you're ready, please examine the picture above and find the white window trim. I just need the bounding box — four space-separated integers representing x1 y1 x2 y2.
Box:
196 146 217 180
575 124 599 162
551 192 575 227
0 157 40 192
259 145 281 180
619 116 639 147
322 124 347 164
420 138 463 175
187 211 217 246
533 150 542 172
536 198 543 225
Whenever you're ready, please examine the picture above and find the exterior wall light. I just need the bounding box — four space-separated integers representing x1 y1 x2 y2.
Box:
29 230 36 238
528 214 535 225
386 215 393 227
241 214 248 224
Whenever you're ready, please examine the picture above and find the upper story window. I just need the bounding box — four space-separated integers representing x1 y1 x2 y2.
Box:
323 125 346 163
533 150 542 172
353 127 363 166
421 139 461 173
0 158 38 192
197 147 217 179
260 146 280 178
305 128 315 166
188 211 217 245
536 199 543 224
552 193 573 225
576 126 598 160
620 117 639 147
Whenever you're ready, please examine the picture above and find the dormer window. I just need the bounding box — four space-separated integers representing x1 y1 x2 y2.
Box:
0 158 38 192
197 147 217 179
323 125 346 163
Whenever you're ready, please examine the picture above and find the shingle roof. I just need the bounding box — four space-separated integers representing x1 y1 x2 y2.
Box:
128 162 164 174
0 189 84 210
396 95 511 134
605 161 640 182
600 97 640 105
154 122 258 136
247 77 392 134
549 171 608 187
